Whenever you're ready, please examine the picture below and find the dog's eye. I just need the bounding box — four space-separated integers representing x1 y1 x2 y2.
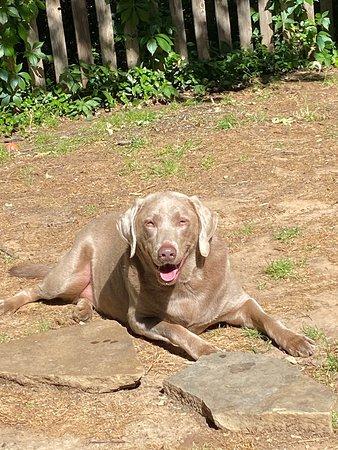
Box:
145 220 155 228
179 218 189 226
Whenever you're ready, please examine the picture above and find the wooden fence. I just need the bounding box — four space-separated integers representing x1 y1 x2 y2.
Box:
29 0 336 86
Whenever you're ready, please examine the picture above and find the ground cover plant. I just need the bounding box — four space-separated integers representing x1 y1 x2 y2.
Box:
0 0 337 135
0 70 337 448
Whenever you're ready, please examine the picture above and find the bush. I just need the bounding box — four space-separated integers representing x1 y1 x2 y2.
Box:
0 0 337 135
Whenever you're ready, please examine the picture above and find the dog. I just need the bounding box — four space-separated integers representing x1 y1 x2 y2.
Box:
1 191 315 360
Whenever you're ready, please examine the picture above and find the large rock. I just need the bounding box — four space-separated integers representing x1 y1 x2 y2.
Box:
164 352 336 433
0 320 143 393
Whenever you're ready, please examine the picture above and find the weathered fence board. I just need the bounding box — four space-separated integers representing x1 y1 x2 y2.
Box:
94 0 117 69
124 22 139 68
169 0 188 59
236 0 253 49
71 0 94 65
258 0 273 50
304 2 315 20
214 0 232 51
45 0 68 82
37 0 338 82
27 19 45 87
192 0 210 60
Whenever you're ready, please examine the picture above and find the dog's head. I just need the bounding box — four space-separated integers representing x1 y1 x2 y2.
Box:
117 192 218 286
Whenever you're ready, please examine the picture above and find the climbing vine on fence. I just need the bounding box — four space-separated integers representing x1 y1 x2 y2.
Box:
0 0 46 106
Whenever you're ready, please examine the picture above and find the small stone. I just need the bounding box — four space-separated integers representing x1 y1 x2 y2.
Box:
164 352 336 433
0 320 143 393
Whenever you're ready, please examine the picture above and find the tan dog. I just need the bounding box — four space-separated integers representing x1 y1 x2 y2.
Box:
1 191 314 360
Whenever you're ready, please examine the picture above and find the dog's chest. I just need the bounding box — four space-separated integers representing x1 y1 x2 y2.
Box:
162 286 217 329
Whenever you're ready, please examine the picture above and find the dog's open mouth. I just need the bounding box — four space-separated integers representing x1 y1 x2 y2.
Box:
158 263 180 283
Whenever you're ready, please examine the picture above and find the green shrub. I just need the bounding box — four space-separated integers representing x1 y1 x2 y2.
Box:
0 0 337 135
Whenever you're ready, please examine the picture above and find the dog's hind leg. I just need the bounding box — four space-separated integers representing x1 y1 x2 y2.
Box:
1 243 94 316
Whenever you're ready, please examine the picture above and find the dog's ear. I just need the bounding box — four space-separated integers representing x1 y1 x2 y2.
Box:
117 198 144 258
189 196 218 258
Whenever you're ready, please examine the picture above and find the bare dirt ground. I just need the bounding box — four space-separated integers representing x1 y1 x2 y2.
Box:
0 70 337 449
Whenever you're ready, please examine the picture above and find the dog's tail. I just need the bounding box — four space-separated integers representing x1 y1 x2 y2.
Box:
9 263 52 279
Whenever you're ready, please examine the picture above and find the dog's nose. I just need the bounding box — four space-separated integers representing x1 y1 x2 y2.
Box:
158 244 177 263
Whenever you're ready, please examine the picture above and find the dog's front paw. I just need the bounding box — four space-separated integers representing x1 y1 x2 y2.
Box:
72 298 93 323
281 331 315 357
194 342 219 360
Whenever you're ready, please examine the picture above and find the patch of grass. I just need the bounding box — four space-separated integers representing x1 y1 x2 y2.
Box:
295 106 318 122
323 73 338 86
130 136 147 150
238 224 254 236
201 155 215 170
332 411 338 430
120 157 139 176
20 165 35 185
108 109 158 128
325 353 338 373
245 111 268 123
271 116 294 125
275 226 300 242
0 332 10 344
243 328 263 339
220 94 236 105
302 325 326 342
239 154 249 163
35 134 84 156
151 159 181 177
36 320 52 333
149 140 193 178
217 114 237 130
83 204 98 216
265 258 294 280
0 145 10 164
257 281 267 290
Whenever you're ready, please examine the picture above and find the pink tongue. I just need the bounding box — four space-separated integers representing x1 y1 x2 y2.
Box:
160 268 179 282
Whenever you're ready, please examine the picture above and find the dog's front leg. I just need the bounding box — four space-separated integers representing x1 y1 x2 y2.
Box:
128 312 217 360
223 298 315 357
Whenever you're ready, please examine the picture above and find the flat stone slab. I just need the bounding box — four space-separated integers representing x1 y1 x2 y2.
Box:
0 320 143 393
164 352 336 433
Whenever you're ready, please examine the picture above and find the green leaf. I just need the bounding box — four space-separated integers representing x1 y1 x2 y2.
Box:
0 11 8 25
18 24 28 41
146 38 158 56
155 35 172 53
8 7 20 18
10 77 19 90
0 69 8 82
12 94 22 106
4 46 15 57
28 53 39 66
1 94 10 106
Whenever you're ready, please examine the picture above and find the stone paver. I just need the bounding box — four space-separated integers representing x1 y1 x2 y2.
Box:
164 352 336 433
0 320 143 393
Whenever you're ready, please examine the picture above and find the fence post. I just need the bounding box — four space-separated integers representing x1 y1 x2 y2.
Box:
125 22 139 68
46 0 68 82
214 0 232 52
70 0 94 65
94 0 117 69
258 0 273 50
27 18 46 87
303 1 315 20
169 0 188 59
236 0 252 49
192 0 210 60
